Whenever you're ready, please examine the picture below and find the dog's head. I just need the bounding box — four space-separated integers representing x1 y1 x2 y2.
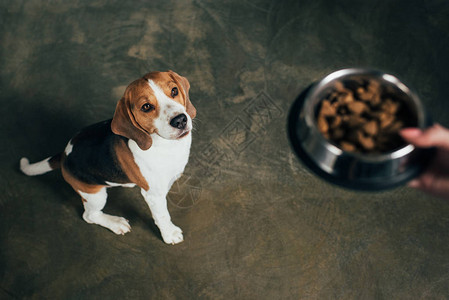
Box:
111 70 196 150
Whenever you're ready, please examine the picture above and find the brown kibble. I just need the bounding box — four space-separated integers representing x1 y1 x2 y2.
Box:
367 79 380 93
346 115 366 127
340 141 356 152
341 92 355 103
363 120 378 136
316 78 413 153
347 101 367 114
382 98 400 114
371 93 382 106
331 100 340 109
356 87 364 95
379 113 395 129
357 131 375 150
328 92 339 103
330 115 342 128
320 100 336 116
317 116 329 133
385 121 404 133
334 81 345 92
357 88 374 101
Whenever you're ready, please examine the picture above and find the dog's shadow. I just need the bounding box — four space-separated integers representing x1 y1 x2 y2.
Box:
14 99 161 239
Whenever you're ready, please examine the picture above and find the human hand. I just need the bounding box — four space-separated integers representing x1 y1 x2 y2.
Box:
400 124 449 200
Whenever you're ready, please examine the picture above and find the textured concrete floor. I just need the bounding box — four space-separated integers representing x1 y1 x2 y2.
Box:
1 0 449 299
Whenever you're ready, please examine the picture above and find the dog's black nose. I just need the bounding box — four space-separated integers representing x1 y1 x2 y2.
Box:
170 114 187 129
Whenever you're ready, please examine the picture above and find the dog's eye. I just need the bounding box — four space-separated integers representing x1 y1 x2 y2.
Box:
141 103 155 113
171 87 178 97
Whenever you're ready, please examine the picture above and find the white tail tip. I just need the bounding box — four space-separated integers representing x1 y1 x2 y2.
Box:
20 157 53 176
20 157 31 174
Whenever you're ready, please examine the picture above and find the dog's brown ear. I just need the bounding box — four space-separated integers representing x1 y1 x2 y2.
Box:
169 70 196 119
111 97 152 150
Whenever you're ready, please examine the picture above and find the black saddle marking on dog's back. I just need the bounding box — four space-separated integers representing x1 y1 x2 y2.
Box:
63 119 131 186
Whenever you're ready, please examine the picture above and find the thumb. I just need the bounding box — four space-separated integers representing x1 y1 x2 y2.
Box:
400 124 449 150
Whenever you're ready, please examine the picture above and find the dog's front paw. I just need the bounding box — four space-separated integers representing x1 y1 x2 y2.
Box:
160 224 183 245
83 212 131 235
102 215 131 235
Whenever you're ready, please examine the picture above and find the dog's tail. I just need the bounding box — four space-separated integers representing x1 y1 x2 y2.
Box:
20 153 62 176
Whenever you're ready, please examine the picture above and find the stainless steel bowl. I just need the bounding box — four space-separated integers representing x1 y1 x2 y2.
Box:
288 68 433 190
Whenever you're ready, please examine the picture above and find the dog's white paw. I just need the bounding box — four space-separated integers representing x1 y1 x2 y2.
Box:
105 215 131 235
160 224 183 245
84 212 131 235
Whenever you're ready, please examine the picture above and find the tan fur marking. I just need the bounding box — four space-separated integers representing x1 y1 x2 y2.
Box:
111 78 160 151
114 138 150 191
61 157 105 196
168 70 196 119
144 72 184 104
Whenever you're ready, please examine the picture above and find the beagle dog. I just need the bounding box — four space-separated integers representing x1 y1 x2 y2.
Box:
20 70 196 245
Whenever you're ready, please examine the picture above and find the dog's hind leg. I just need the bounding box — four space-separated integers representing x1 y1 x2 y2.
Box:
80 187 131 235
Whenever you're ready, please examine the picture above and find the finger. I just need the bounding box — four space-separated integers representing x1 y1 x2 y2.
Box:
409 172 449 200
400 124 449 150
408 179 420 188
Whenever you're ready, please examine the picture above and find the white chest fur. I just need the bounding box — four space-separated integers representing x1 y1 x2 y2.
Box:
128 133 192 193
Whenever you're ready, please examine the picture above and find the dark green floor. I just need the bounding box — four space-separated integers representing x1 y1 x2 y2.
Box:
2 0 449 298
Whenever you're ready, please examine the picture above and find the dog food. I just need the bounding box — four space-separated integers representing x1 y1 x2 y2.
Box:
316 78 416 153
